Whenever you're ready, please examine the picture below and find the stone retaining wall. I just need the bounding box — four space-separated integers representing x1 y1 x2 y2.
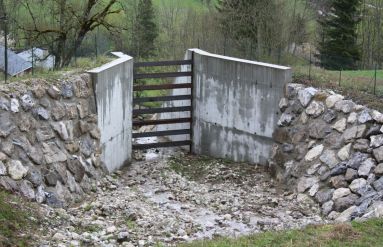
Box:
0 74 105 207
270 83 383 222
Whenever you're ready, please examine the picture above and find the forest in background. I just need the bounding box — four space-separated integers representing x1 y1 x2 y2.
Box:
0 0 382 70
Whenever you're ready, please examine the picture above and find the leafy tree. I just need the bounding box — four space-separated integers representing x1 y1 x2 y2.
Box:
317 0 361 70
132 0 158 58
216 0 290 61
9 0 122 68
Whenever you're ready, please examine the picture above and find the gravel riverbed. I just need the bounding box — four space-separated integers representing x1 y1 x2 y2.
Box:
36 151 324 246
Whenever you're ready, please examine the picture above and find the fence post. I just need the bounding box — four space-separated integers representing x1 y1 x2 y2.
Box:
309 48 312 81
339 69 342 87
3 15 8 82
374 63 377 95
31 46 34 75
94 32 98 59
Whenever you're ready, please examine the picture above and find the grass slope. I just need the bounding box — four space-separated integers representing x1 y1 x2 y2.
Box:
181 218 383 247
0 190 38 246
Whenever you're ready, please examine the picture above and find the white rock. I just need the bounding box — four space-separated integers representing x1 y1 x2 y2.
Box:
332 118 347 133
279 98 288 111
332 188 351 200
0 161 6 175
7 160 28 180
297 193 315 204
335 206 357 222
106 226 117 233
300 112 309 124
307 163 321 175
371 110 383 123
309 183 320 197
51 122 70 140
320 150 339 168
306 101 325 117
298 87 318 107
334 100 356 113
347 112 358 124
277 113 294 127
358 110 373 124
322 201 334 216
358 158 376 177
326 94 344 108
305 145 324 162
0 152 6 161
223 214 232 220
10 99 19 113
297 177 319 193
370 135 383 148
53 232 67 241
349 178 367 195
355 105 366 111
363 201 383 218
35 185 46 204
308 140 316 149
338 143 352 161
328 211 340 220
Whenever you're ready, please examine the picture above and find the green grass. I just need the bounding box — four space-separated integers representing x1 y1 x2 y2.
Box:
293 65 383 96
0 190 37 246
342 69 383 80
180 218 383 247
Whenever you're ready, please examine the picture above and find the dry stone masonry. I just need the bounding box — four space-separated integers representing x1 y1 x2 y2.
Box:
270 83 383 222
0 74 105 207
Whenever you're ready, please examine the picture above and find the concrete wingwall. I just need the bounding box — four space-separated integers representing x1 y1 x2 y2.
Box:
88 52 133 172
192 49 291 164
158 49 291 164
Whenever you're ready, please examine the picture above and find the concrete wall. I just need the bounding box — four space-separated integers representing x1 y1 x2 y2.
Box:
191 49 291 164
88 52 133 172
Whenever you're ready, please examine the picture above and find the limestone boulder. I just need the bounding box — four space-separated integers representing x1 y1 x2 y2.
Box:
326 94 344 108
277 113 294 127
335 206 357 222
332 188 352 200
297 177 319 193
0 112 16 137
370 135 383 148
320 150 339 168
332 118 347 133
306 101 325 117
42 142 67 164
358 158 376 178
334 194 359 212
334 100 356 113
305 145 324 162
373 146 383 162
358 110 373 124
298 87 317 107
349 178 368 195
7 160 28 180
338 143 352 161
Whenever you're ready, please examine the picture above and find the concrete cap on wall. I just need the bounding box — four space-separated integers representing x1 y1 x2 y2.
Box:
87 52 133 74
188 48 291 70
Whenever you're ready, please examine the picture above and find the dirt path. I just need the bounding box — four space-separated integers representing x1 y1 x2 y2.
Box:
36 152 324 246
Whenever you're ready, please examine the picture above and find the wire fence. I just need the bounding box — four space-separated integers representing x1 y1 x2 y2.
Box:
1 31 382 99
